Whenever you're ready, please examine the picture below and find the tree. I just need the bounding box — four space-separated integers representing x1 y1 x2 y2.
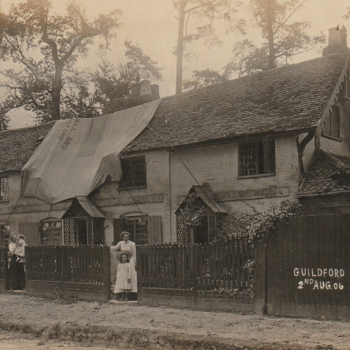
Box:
226 0 325 76
0 0 121 122
58 41 163 118
182 68 228 91
172 0 237 94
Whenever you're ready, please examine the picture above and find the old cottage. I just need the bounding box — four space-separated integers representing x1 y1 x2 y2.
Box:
1 28 350 246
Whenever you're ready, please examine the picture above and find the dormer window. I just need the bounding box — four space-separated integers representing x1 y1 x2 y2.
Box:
0 176 9 201
239 138 275 177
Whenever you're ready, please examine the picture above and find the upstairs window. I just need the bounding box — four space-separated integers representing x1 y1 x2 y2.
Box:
323 106 340 139
0 177 9 201
119 156 147 189
239 138 275 177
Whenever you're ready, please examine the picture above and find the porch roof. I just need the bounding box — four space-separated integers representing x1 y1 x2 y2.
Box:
175 185 227 214
192 186 227 214
298 150 350 197
62 196 104 218
76 196 104 218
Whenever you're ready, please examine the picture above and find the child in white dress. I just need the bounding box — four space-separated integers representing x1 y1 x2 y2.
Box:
114 252 132 301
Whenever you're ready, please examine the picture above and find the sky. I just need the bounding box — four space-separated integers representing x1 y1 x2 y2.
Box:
1 0 350 129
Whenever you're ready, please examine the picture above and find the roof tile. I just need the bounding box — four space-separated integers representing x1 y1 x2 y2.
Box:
124 54 349 152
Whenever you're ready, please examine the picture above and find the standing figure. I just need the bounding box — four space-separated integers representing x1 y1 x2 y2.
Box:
110 231 137 294
114 252 132 301
8 235 18 290
14 234 26 290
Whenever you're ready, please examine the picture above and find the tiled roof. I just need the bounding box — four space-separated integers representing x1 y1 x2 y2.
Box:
0 122 54 172
124 54 349 153
298 150 350 197
0 54 348 171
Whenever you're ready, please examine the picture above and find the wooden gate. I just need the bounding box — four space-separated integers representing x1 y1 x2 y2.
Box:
267 214 350 319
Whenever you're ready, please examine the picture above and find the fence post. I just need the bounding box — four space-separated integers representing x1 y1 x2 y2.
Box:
2 247 8 292
192 245 199 306
61 246 66 295
136 245 143 303
103 246 111 302
24 246 29 292
254 242 267 315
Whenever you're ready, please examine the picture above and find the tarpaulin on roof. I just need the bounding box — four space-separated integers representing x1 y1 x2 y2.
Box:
21 100 161 204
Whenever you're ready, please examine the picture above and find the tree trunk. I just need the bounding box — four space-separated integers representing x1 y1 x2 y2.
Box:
266 0 275 70
175 0 186 95
51 61 64 120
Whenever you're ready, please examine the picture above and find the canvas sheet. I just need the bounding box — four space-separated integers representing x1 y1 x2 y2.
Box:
21 100 161 204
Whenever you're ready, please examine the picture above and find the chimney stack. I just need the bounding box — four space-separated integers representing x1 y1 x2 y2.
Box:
323 26 350 56
131 80 160 99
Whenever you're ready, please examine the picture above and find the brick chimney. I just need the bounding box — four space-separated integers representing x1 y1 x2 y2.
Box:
132 80 160 99
323 25 350 56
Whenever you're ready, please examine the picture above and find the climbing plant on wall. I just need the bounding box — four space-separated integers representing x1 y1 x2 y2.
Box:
218 199 302 244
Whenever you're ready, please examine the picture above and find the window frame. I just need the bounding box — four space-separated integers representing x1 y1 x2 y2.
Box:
0 176 9 201
40 218 63 246
119 215 149 245
238 138 276 178
0 224 10 246
119 156 147 190
323 105 341 141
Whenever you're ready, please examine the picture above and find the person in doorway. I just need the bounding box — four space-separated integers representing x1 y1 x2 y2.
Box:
114 252 132 301
110 232 137 294
14 234 26 290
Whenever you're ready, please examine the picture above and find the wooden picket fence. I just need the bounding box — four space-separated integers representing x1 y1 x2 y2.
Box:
137 240 253 292
25 246 111 302
0 247 7 291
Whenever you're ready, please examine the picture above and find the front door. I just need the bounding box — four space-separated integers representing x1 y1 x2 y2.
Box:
192 216 209 244
76 219 87 245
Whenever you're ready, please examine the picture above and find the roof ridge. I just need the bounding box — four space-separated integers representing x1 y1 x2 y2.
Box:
0 121 56 135
317 149 350 171
161 53 350 102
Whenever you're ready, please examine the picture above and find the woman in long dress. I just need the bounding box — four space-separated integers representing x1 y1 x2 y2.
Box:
8 235 17 290
110 231 137 293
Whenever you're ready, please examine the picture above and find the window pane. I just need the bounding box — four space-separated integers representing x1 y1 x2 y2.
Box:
330 106 340 139
0 224 10 246
0 177 9 201
239 142 258 176
40 220 62 245
120 157 146 188
122 216 148 244
239 139 275 176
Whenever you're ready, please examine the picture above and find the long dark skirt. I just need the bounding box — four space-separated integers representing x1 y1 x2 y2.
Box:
8 255 25 290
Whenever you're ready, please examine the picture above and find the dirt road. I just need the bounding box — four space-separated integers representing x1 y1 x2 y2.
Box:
0 294 350 349
0 331 121 350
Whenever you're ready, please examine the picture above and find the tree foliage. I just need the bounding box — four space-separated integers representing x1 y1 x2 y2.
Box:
226 0 325 76
0 0 121 122
91 41 163 115
182 68 229 91
172 0 238 94
218 200 302 244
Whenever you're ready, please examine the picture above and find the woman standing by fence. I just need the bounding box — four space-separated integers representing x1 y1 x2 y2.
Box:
8 234 26 290
110 232 137 295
